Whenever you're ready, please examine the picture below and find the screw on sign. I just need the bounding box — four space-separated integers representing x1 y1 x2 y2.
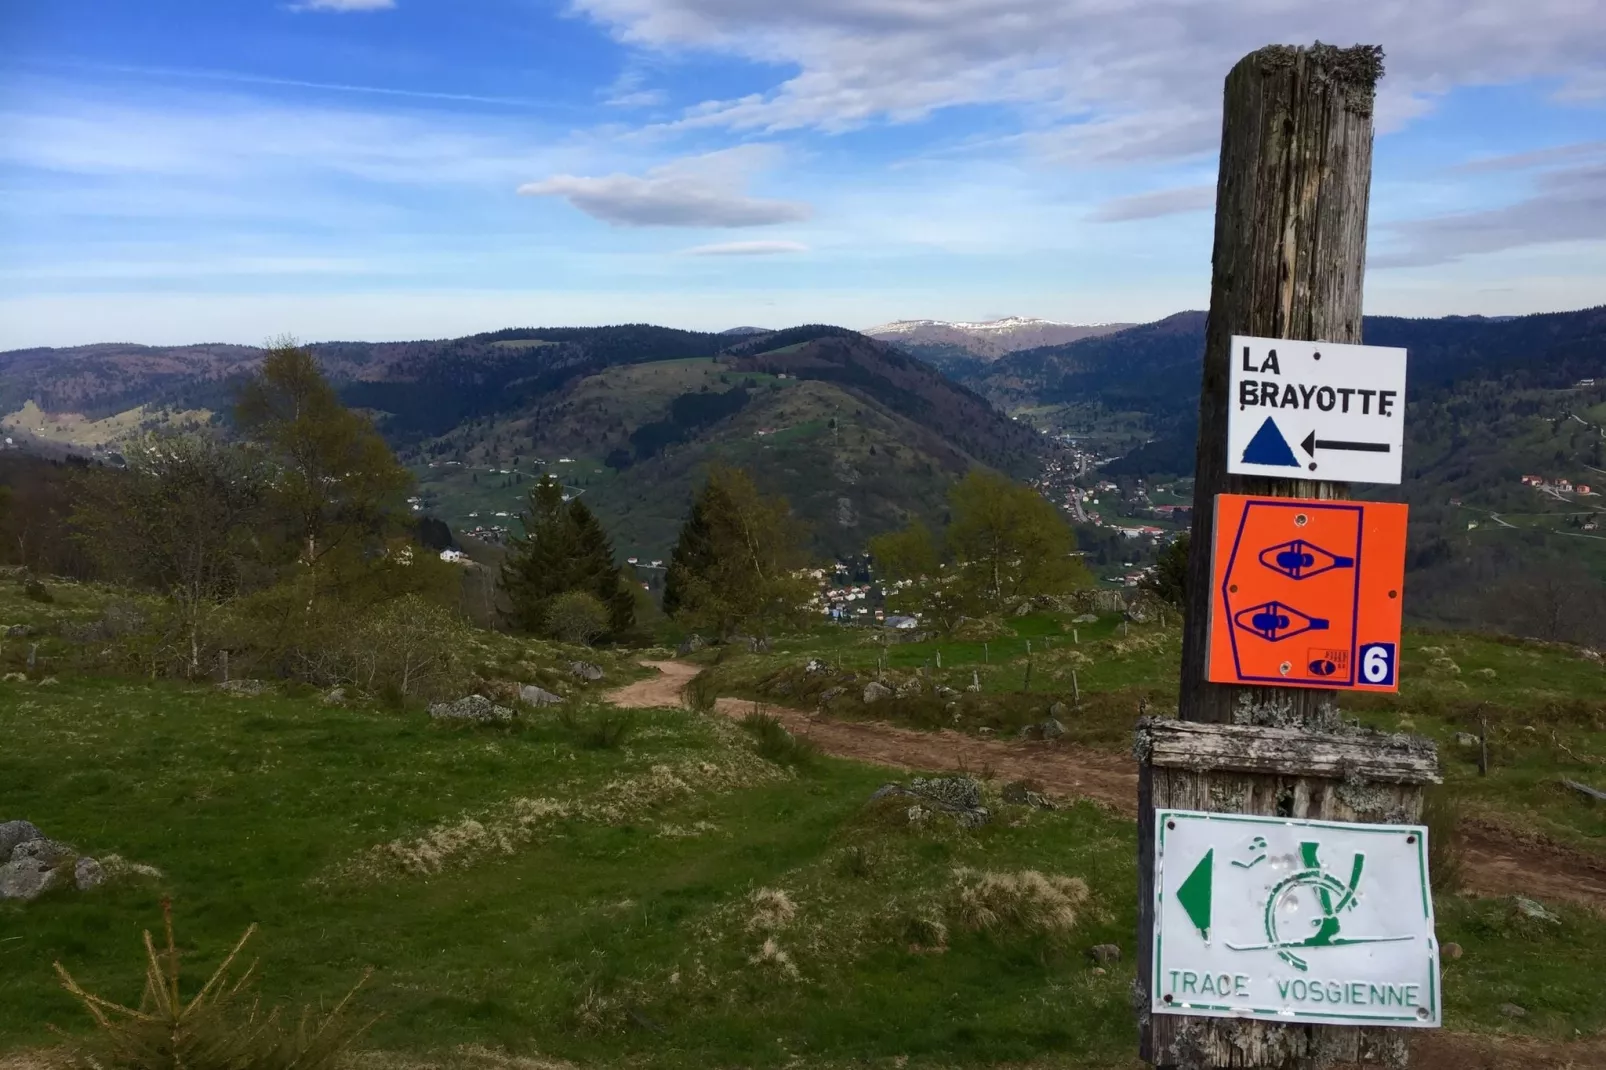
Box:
1206 495 1407 692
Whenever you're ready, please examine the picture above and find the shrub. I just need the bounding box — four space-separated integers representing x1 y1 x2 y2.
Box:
23 578 54 603
544 590 610 646
951 868 1091 941
739 709 820 769
54 900 376 1070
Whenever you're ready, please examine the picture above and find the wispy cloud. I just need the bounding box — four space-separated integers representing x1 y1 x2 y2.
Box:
1455 140 1606 174
518 146 810 227
1090 183 1214 222
684 240 808 255
574 0 1606 162
44 61 576 110
289 0 396 11
1372 161 1606 268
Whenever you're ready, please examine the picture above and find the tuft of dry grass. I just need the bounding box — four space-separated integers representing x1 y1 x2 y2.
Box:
746 887 797 931
950 868 1091 940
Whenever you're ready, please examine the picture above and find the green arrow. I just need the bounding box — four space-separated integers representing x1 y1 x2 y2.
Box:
1177 849 1213 940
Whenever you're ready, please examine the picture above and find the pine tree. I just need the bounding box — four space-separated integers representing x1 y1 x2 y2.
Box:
499 476 576 634
499 477 635 640
663 493 717 618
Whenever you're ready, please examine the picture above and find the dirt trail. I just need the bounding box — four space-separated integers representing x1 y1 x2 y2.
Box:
606 660 1137 811
607 661 1605 909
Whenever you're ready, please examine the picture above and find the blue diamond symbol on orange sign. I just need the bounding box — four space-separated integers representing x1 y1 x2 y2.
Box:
1258 539 1356 581
1232 601 1330 642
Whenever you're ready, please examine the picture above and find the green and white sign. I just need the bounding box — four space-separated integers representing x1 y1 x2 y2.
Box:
1152 809 1440 1028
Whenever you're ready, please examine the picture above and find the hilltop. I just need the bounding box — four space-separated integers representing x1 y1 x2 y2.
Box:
0 324 1044 563
863 317 1132 375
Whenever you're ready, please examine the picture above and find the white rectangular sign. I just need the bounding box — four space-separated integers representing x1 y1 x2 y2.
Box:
1152 809 1440 1028
1228 335 1407 485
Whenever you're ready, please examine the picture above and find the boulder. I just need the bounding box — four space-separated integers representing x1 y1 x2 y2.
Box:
1001 781 1056 810
1498 1003 1527 1019
863 682 892 704
1511 896 1560 924
428 695 515 723
1039 717 1066 740
1049 701 1070 719
895 678 923 698
818 686 846 705
216 679 270 697
871 776 989 828
321 688 348 707
934 685 959 699
804 658 831 675
12 839 75 867
0 858 58 902
570 661 605 682
1454 732 1480 747
74 856 106 890
4 624 33 638
1071 613 1098 625
519 684 563 707
0 819 44 860
1087 944 1122 966
677 635 707 656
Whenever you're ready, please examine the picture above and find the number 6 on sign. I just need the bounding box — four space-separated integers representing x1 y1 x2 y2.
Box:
1361 643 1396 686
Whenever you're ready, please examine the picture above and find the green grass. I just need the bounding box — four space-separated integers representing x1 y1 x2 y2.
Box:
2 673 1151 1066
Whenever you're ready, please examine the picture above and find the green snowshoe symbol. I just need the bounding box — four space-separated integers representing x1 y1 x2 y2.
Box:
1224 840 1411 971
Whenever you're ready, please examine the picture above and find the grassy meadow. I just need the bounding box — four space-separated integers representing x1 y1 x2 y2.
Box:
4 579 1606 1064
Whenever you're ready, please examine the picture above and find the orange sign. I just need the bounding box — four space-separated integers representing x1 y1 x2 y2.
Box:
1206 495 1407 692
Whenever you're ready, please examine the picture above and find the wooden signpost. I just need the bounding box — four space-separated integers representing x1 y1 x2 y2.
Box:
1136 44 1442 1069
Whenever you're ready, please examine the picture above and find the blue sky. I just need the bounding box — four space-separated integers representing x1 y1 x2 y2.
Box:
1 0 1603 347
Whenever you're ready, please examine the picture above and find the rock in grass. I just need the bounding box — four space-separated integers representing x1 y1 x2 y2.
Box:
0 820 44 861
0 858 58 901
12 839 75 867
817 686 845 706
863 682 892 704
1511 896 1560 924
74 856 106 890
217 679 271 697
1498 1002 1527 1018
570 661 605 682
428 695 515 723
321 688 348 706
1442 942 1462 960
677 634 706 656
1087 944 1122 965
1001 781 1056 810
520 684 563 707
4 624 33 638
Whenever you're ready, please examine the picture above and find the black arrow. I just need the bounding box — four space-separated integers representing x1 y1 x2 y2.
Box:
1301 431 1390 457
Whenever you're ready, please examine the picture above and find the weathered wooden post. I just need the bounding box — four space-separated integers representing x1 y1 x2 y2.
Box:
1136 43 1441 1069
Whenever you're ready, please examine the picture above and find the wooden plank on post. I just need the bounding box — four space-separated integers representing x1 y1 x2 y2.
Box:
1135 42 1440 1070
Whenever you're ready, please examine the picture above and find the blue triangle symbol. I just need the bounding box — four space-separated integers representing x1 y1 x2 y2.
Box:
1242 417 1300 467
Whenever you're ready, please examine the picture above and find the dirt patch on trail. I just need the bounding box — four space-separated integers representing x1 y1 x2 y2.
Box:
1410 1031 1606 1070
608 661 1606 911
608 660 1137 812
1459 818 1606 910
605 659 702 711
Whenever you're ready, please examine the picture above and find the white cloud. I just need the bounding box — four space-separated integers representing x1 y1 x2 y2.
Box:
0 93 570 186
289 0 396 11
1091 184 1214 222
1372 161 1606 268
518 145 811 227
572 0 1606 162
684 240 808 255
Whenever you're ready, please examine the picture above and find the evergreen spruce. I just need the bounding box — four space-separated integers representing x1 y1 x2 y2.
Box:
663 492 718 618
500 476 635 640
